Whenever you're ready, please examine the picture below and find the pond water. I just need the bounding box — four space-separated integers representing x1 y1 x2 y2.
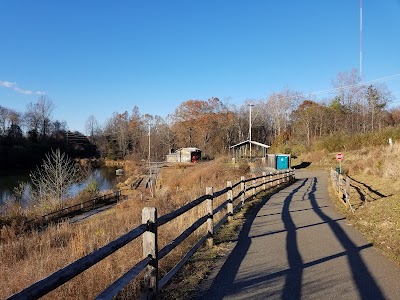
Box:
0 167 124 206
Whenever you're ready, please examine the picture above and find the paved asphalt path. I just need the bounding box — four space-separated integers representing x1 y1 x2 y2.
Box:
195 170 400 300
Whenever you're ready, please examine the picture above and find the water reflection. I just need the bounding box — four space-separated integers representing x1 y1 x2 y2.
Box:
0 173 31 206
0 167 123 206
69 167 125 197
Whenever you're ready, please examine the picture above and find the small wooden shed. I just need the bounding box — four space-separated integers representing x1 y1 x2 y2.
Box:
166 147 202 163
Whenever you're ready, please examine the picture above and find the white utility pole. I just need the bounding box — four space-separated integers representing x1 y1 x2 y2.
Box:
148 121 153 197
248 103 254 160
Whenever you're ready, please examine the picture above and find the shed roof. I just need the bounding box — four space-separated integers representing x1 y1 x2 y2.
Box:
177 147 201 152
230 140 270 149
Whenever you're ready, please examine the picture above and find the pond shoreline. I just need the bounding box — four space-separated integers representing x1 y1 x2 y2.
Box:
0 165 125 205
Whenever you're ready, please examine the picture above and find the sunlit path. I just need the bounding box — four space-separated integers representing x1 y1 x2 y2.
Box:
195 170 400 300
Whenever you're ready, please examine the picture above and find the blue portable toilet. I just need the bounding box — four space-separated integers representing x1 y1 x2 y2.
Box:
276 154 290 170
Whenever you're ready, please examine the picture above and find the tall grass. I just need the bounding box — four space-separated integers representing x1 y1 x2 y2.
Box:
314 126 400 152
336 142 400 177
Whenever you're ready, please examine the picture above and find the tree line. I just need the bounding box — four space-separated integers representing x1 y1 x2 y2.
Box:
2 68 400 170
0 96 96 173
90 69 399 160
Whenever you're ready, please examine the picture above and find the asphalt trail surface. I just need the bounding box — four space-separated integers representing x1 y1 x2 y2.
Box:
195 170 400 300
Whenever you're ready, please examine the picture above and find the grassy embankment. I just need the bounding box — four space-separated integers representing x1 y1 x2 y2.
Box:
293 137 400 266
0 158 256 299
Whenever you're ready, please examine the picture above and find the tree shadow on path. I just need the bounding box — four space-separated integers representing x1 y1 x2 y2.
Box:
195 177 384 300
309 177 385 300
194 186 290 300
281 178 308 299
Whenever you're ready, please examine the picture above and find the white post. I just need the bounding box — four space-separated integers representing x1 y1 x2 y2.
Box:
148 121 153 198
270 172 273 188
262 172 267 190
248 104 254 160
142 207 158 297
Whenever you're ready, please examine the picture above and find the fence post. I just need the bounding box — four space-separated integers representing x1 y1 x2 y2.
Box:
227 181 233 221
346 177 351 197
142 207 158 299
269 172 273 188
252 176 256 196
262 172 267 191
336 172 340 193
241 176 246 205
345 177 351 205
338 174 343 200
206 187 214 247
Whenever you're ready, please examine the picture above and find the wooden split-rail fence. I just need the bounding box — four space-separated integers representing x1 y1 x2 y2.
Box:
39 191 123 223
8 170 295 300
330 168 355 213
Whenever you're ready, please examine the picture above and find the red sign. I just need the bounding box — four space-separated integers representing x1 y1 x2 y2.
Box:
336 153 343 161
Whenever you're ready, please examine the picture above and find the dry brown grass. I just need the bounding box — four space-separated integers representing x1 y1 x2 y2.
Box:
0 199 146 299
1 157 257 299
331 174 400 266
326 143 400 266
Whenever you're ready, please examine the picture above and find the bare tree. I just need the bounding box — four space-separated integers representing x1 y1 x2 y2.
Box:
25 96 55 138
85 115 99 141
0 106 22 136
30 149 81 207
0 105 10 134
267 89 302 138
24 102 41 135
105 111 132 158
8 109 21 126
332 69 365 132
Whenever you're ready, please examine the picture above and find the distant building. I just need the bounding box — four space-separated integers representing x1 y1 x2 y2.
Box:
166 147 202 163
230 140 270 159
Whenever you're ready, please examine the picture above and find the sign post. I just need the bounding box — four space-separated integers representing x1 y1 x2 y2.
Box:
336 153 343 174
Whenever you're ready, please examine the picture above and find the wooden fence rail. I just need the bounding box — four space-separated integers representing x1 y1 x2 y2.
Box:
330 168 355 213
8 170 295 300
40 190 123 222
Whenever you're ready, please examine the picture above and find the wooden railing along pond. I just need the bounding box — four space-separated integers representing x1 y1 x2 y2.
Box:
8 170 295 300
38 191 123 224
330 168 355 213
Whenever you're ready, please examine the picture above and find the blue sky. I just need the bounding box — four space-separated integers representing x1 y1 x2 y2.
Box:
1 1 399 133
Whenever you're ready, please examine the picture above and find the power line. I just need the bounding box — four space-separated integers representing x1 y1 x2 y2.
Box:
301 73 400 98
267 73 400 101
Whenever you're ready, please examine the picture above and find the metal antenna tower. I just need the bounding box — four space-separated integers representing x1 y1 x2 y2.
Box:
360 0 363 78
